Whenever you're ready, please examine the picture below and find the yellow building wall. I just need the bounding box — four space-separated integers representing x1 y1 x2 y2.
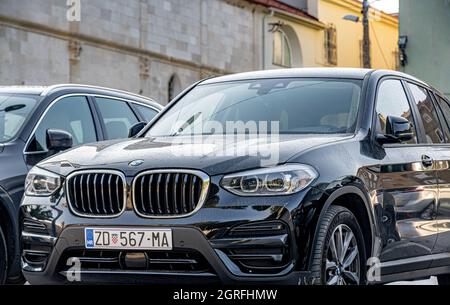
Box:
263 9 327 69
317 0 398 70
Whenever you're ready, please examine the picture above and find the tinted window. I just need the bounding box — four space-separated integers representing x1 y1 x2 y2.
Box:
435 95 450 142
28 96 97 152
135 104 158 122
375 79 417 144
408 83 444 144
0 94 38 143
96 98 138 140
147 79 362 137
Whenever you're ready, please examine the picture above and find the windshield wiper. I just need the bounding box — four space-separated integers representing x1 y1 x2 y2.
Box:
170 112 202 136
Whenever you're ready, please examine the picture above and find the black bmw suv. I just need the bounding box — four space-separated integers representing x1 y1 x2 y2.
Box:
21 69 450 285
0 84 161 283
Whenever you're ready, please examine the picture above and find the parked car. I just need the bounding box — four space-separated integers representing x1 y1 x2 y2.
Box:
0 84 162 283
20 69 450 285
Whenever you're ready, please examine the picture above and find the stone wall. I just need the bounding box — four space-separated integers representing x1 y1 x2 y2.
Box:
0 0 263 104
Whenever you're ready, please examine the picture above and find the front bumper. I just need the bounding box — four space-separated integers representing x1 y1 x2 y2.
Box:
22 225 307 285
20 175 318 285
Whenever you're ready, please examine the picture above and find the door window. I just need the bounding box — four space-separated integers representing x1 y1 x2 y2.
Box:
408 83 445 144
96 97 139 140
434 95 450 143
27 96 97 152
375 79 417 144
135 104 158 123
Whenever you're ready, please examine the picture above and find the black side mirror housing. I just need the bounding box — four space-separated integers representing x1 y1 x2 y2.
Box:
46 129 73 152
376 116 414 144
128 122 147 138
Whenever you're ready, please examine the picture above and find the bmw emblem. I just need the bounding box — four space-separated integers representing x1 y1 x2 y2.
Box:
129 160 144 167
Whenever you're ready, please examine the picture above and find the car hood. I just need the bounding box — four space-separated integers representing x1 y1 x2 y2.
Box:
38 134 352 177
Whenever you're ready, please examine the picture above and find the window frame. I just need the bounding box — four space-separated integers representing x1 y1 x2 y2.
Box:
92 95 148 140
403 81 448 145
431 91 450 144
23 94 99 155
325 24 337 66
91 95 160 139
371 77 423 147
130 103 159 123
272 29 293 68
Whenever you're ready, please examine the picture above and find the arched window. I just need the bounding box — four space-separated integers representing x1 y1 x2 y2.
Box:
168 74 182 103
273 30 292 67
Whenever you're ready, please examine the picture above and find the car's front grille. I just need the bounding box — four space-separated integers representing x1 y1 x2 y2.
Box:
57 249 214 273
66 171 126 217
132 170 209 217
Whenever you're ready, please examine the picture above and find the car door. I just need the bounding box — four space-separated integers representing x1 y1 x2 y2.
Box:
372 79 438 269
93 96 140 140
429 93 450 256
24 95 98 167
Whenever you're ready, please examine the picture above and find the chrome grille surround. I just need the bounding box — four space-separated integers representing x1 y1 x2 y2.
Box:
132 169 210 219
65 170 127 218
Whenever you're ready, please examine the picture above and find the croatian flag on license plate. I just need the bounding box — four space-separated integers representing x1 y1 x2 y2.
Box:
85 229 94 248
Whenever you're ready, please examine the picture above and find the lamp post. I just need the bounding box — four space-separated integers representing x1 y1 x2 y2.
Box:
362 0 371 68
343 0 372 68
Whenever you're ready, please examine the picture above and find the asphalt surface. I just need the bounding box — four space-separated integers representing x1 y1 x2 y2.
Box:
25 277 439 285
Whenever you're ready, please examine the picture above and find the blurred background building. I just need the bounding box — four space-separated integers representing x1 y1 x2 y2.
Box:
0 0 398 104
399 0 450 99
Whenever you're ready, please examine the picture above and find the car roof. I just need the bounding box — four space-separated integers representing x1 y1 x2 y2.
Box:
0 84 163 110
0 86 47 95
202 68 373 84
201 68 428 86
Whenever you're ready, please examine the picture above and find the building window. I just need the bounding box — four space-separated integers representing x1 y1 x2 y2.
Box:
168 74 182 103
393 49 400 70
273 30 292 67
324 24 337 66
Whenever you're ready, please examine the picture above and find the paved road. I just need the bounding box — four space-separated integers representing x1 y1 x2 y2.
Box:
388 277 438 285
25 277 439 285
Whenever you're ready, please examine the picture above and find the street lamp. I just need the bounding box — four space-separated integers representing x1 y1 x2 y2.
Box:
342 0 372 68
343 15 360 23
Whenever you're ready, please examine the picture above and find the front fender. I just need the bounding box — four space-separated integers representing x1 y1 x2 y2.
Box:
299 178 378 271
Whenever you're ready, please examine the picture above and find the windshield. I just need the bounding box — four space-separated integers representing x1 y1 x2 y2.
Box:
146 78 362 137
0 93 39 143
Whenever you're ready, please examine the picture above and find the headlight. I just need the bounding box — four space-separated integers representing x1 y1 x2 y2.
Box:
25 167 62 197
221 164 318 196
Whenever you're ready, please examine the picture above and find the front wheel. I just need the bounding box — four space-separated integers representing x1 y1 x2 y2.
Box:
310 205 367 285
0 226 7 284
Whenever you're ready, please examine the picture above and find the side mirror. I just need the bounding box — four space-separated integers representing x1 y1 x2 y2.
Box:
128 122 147 138
376 116 413 144
46 129 73 152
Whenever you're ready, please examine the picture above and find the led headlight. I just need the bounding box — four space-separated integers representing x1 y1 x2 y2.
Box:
25 167 62 197
221 164 318 196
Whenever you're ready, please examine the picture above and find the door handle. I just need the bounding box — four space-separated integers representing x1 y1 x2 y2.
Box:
421 155 433 168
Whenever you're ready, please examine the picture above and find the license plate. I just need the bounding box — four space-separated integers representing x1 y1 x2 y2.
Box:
85 228 172 250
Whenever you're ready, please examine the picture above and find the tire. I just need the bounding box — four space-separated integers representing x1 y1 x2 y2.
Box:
6 273 26 285
0 226 7 285
310 205 367 285
437 275 450 285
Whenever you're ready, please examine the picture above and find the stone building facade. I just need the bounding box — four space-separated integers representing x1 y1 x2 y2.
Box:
0 0 398 105
0 0 328 104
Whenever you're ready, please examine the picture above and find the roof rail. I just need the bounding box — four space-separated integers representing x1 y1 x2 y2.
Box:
40 84 157 103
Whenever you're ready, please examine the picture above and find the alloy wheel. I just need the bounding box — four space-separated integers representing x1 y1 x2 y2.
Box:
325 224 361 285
